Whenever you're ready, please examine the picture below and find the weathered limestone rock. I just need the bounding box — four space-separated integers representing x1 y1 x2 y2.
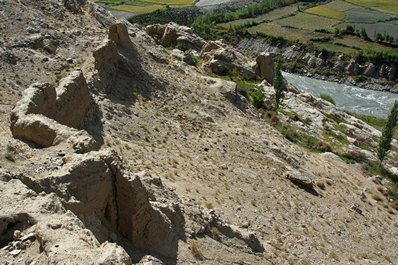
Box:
9 148 184 258
116 171 182 257
63 0 84 13
201 40 223 55
109 23 134 50
256 52 274 84
333 54 345 72
97 242 132 265
146 23 205 51
85 1 118 28
364 63 377 77
346 59 359 76
54 70 94 129
387 65 397 81
10 70 96 150
204 47 256 80
34 212 132 265
137 255 164 265
285 171 314 190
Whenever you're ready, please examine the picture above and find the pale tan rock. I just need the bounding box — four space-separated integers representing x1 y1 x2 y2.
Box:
108 23 135 50
96 242 132 265
10 70 96 150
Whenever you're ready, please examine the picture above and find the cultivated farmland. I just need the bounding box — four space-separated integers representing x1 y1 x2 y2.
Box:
304 5 345 20
217 0 398 56
276 12 339 31
94 0 194 14
345 0 398 15
219 4 298 28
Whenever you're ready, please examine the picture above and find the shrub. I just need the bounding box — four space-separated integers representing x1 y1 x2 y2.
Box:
360 28 369 40
191 54 201 66
273 60 285 109
377 101 398 163
251 91 265 108
4 144 16 162
320 94 335 105
189 240 204 260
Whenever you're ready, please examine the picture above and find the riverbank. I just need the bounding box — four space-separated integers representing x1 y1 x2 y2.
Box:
284 68 398 94
283 72 398 117
234 37 398 93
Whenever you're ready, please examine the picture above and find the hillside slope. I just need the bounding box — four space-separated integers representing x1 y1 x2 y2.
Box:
0 1 397 264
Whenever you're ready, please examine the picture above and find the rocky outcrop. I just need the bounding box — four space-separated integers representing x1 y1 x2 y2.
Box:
146 23 205 51
345 59 360 76
0 169 132 264
364 63 377 77
202 47 257 80
10 71 96 151
256 52 274 84
4 148 184 259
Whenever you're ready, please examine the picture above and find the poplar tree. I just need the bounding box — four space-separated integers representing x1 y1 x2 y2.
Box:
377 100 398 164
273 60 285 110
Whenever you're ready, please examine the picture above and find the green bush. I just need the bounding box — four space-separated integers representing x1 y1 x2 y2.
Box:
377 101 398 163
273 60 285 109
251 91 265 108
320 94 335 105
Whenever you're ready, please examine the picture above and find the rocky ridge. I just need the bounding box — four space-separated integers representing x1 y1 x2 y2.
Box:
0 1 398 264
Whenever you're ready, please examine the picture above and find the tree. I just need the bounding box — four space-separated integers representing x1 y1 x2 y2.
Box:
360 28 369 40
273 60 285 110
377 100 398 164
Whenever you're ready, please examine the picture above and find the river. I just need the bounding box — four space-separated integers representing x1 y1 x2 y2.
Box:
195 0 235 7
283 72 398 118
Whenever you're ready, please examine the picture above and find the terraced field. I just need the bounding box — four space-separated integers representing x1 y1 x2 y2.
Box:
94 0 194 14
276 12 339 31
218 0 398 56
345 0 398 15
219 4 298 28
305 5 345 20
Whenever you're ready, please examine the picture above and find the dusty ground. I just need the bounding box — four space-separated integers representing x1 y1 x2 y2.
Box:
0 0 398 264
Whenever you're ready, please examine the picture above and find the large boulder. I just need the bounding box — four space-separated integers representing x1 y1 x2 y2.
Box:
345 59 360 76
203 47 256 80
387 65 397 81
333 54 345 72
201 40 224 55
256 52 274 84
146 23 205 51
364 63 377 77
285 171 314 190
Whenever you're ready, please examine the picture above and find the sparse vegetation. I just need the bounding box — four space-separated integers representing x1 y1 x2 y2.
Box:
320 93 335 105
377 101 398 163
204 202 214 209
4 144 16 162
273 60 285 109
189 240 204 260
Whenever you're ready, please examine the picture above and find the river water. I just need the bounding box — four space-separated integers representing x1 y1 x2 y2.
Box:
283 72 398 118
195 0 235 6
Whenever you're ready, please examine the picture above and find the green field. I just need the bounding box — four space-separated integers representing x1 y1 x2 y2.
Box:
345 0 398 15
248 22 328 43
305 5 345 20
94 0 194 14
219 5 298 28
276 12 339 31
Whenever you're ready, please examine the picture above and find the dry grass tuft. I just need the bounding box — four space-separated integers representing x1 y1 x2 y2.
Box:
189 240 204 260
